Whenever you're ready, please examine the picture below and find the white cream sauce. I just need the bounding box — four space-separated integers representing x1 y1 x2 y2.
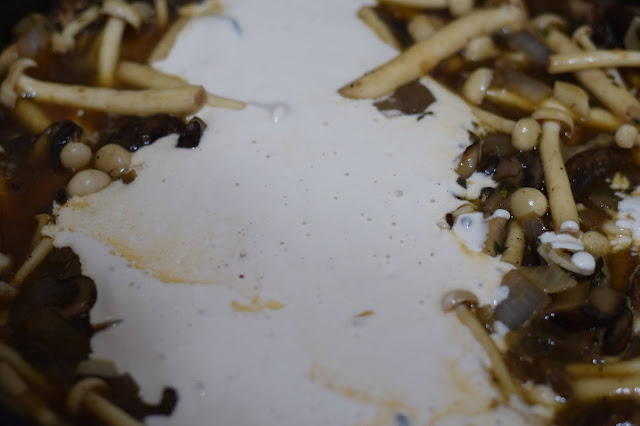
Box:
44 1 536 425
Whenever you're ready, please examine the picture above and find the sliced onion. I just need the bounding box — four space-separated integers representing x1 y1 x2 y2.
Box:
496 68 552 106
506 30 551 67
518 264 578 294
494 269 550 330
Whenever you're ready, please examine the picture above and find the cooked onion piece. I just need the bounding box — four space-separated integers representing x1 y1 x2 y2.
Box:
98 0 142 86
116 61 245 110
51 6 101 53
358 7 402 50
339 5 525 99
535 24 640 122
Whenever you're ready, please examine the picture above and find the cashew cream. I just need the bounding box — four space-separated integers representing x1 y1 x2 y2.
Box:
44 1 538 425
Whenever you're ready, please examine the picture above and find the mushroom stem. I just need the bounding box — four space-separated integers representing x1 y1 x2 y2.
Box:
98 17 126 86
0 362 61 426
339 5 524 99
16 75 206 116
470 106 516 134
501 220 525 266
571 376 640 400
0 344 58 400
537 26 640 122
539 120 579 231
13 99 51 134
148 16 189 63
572 25 625 88
454 304 521 400
548 50 640 73
51 5 101 53
566 359 640 378
154 0 169 28
85 392 143 426
379 0 447 7
10 237 54 289
357 7 402 50
116 61 245 110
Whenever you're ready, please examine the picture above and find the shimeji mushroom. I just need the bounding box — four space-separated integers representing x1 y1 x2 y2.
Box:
378 0 474 17
440 290 521 400
51 5 101 53
533 19 640 122
339 5 525 99
0 59 206 116
570 25 626 88
97 0 143 86
116 61 245 109
530 104 580 232
154 0 170 28
67 378 143 426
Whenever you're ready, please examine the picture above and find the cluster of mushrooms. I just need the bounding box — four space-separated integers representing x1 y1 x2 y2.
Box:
341 0 640 422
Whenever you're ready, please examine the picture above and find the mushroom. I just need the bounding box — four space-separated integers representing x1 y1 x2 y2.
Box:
441 290 521 400
0 60 206 116
462 67 493 105
154 0 169 28
470 106 516 134
116 61 245 110
501 220 525 266
339 5 525 99
10 237 54 289
97 0 143 86
0 362 62 426
572 25 625 88
0 343 58 400
530 104 579 231
67 378 143 426
533 21 640 122
548 50 640 73
51 5 101 53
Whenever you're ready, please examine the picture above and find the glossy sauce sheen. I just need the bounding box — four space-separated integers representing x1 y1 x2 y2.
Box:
44 1 534 425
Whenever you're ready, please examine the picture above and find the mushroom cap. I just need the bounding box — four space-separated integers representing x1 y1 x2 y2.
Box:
441 289 479 312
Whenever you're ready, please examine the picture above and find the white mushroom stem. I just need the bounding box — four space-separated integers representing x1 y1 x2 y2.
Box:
566 359 640 378
154 0 169 28
13 99 52 134
10 237 54 289
85 393 143 426
98 0 142 86
0 362 61 426
538 120 579 231
68 378 142 426
501 220 525 266
15 74 206 116
453 304 521 400
51 5 101 53
572 25 625 88
379 0 447 7
148 16 189 62
0 58 36 107
548 50 640 73
536 26 640 122
470 106 516 134
571 376 640 400
117 61 245 110
339 5 525 99
178 0 223 17
0 344 58 400
358 7 402 50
